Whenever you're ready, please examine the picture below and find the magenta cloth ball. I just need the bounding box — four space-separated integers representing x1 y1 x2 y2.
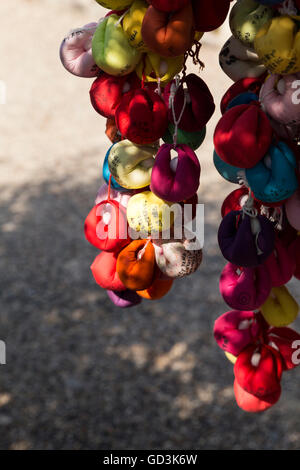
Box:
107 289 142 308
150 143 200 202
220 263 272 311
214 310 260 357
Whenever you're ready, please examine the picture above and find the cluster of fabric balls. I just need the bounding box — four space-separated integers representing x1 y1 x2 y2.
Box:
59 0 233 308
214 0 300 412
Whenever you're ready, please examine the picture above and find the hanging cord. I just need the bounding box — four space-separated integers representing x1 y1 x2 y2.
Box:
155 77 162 97
137 237 152 260
182 40 205 80
169 75 188 147
114 9 130 27
107 174 112 202
237 169 249 188
242 191 258 219
242 191 264 256
260 205 270 219
270 207 283 231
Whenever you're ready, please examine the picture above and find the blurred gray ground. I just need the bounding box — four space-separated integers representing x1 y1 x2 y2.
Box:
0 0 300 450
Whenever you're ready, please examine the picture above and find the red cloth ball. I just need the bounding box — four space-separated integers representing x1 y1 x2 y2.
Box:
91 251 126 291
192 0 231 32
288 236 300 279
234 344 283 399
234 379 281 413
221 187 262 218
90 72 139 119
267 327 300 371
164 74 215 133
214 104 273 168
146 0 189 12
115 87 168 144
220 75 267 115
84 200 130 252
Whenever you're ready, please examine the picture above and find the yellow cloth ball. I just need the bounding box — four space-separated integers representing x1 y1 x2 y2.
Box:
230 0 274 47
92 14 142 76
127 191 175 235
225 351 237 365
261 286 299 327
135 52 184 85
123 0 149 52
254 16 300 75
108 140 157 190
94 0 133 9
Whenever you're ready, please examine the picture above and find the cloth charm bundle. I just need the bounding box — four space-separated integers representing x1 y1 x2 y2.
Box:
60 0 230 308
214 0 300 413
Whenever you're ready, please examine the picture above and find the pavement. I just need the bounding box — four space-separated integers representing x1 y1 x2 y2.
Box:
0 0 299 450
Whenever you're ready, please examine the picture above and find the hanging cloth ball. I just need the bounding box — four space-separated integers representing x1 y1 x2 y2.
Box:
153 232 203 279
234 344 283 399
192 0 231 32
261 286 299 327
141 3 195 57
135 51 184 85
108 140 157 189
259 73 300 126
123 0 150 52
219 36 267 82
107 289 142 308
84 199 130 252
221 188 258 218
150 143 201 202
115 87 168 144
60 23 99 78
126 191 174 235
92 14 142 76
91 251 127 291
90 72 140 119
218 210 276 267
233 378 281 413
94 0 134 10
245 141 298 204
146 0 189 12
137 270 173 299
163 124 206 151
220 75 266 114
116 239 156 290
267 327 300 371
263 237 296 288
219 263 272 311
214 103 273 168
164 74 215 133
254 16 300 75
213 151 244 184
229 0 274 47
214 310 261 357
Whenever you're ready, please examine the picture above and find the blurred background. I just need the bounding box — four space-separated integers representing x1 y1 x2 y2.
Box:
0 0 300 450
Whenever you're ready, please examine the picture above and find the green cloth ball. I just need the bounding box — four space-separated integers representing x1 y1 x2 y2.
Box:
163 124 206 150
92 14 141 76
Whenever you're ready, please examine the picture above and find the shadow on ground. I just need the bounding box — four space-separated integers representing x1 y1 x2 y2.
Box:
0 155 300 450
